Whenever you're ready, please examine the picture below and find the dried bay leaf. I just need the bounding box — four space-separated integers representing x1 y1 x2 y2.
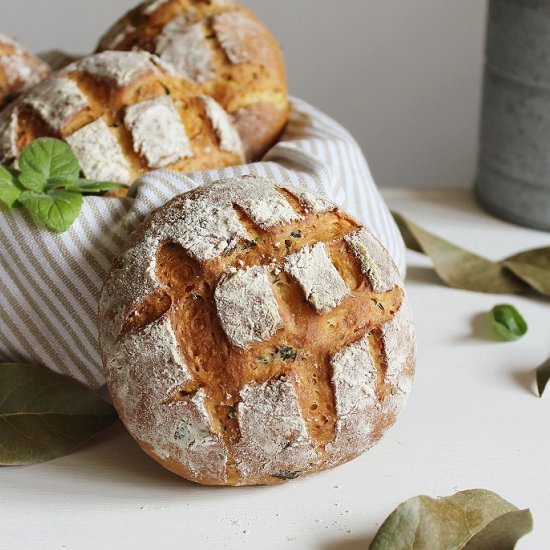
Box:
391 212 526 294
369 489 533 550
536 357 550 397
392 212 550 296
463 509 534 550
504 248 550 297
0 363 117 465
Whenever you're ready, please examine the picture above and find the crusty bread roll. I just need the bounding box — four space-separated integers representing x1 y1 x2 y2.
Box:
97 0 288 161
0 34 50 110
0 51 244 184
99 176 415 486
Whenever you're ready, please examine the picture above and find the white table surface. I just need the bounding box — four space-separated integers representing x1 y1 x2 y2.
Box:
2 189 549 550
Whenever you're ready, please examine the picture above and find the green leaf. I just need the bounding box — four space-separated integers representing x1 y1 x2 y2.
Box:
0 363 117 465
392 212 550 297
491 304 528 341
18 138 80 192
71 179 127 193
47 176 126 193
536 357 550 397
369 489 533 550
0 165 21 208
18 190 83 232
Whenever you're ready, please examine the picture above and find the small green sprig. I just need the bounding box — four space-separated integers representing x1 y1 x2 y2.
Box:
491 304 528 341
0 138 125 232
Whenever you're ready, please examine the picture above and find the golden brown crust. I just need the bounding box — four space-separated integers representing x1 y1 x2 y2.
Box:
0 51 244 184
0 35 50 110
99 177 416 486
96 0 289 161
233 101 287 161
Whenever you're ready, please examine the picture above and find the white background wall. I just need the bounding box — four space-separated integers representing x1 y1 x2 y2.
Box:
3 0 488 188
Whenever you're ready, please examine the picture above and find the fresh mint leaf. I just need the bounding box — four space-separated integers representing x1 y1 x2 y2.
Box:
70 179 126 193
19 138 80 192
491 304 528 341
47 176 126 193
536 357 550 397
0 165 22 208
18 190 83 232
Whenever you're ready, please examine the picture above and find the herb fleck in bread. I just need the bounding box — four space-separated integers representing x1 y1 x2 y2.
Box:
98 176 416 486
0 34 50 110
97 0 288 161
0 51 244 184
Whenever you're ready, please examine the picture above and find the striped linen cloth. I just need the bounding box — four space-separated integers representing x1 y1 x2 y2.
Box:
0 97 405 389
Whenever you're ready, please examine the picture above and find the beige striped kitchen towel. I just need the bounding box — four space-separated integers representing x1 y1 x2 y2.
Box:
0 97 405 389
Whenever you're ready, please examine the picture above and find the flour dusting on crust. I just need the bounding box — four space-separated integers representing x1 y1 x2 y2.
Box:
166 195 249 261
100 235 161 350
200 95 243 156
285 243 350 313
213 11 265 64
381 302 415 397
100 190 250 344
155 18 214 83
106 317 190 453
107 316 191 408
24 76 89 131
67 51 158 87
285 188 336 213
98 18 137 50
0 34 17 48
106 319 228 480
331 334 378 417
0 54 48 92
65 118 131 184
143 0 172 14
170 390 228 480
215 266 282 348
200 177 302 229
235 377 317 479
0 104 19 163
125 95 192 168
345 228 401 292
326 335 380 464
0 35 49 95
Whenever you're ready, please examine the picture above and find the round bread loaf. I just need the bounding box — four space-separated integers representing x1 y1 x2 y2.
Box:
96 0 288 161
99 176 416 486
0 34 50 110
0 50 244 184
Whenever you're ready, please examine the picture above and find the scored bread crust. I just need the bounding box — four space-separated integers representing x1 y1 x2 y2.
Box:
0 34 50 110
0 50 244 184
98 176 416 486
96 0 288 161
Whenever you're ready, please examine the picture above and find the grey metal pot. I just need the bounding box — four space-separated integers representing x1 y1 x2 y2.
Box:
476 0 550 231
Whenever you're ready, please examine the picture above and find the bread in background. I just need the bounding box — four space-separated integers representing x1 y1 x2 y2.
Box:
97 0 288 161
0 50 244 185
0 34 50 110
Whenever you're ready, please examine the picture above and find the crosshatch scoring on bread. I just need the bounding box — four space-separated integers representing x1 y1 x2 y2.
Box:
99 176 416 486
0 50 245 185
96 0 289 161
